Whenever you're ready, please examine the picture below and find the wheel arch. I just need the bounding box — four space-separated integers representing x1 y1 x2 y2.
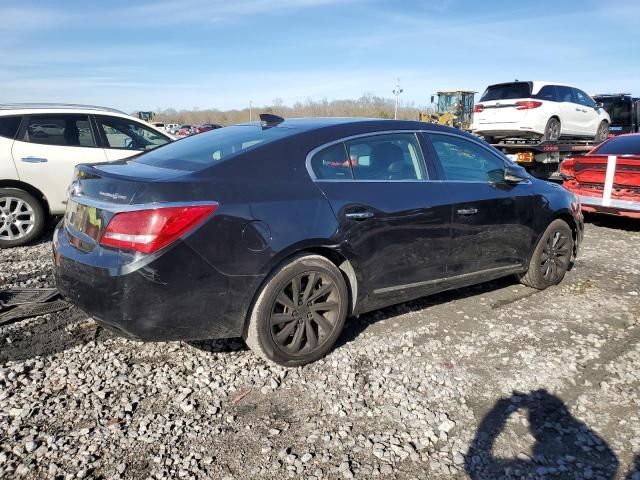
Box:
242 245 360 338
0 179 51 216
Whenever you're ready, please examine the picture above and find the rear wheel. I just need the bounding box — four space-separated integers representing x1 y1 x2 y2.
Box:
518 219 573 289
595 121 609 142
244 254 348 367
543 118 561 142
0 188 46 248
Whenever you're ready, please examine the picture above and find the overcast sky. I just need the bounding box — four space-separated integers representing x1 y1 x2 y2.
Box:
1 0 638 112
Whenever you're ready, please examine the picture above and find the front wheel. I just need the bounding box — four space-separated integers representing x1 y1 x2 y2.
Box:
0 188 46 248
518 219 574 289
244 254 349 366
595 121 609 143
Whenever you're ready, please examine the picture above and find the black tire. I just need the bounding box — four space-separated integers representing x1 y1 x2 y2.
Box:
244 254 349 367
0 188 46 248
543 118 561 142
518 219 574 289
595 121 609 143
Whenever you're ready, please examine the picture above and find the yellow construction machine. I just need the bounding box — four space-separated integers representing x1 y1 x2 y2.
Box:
419 91 476 131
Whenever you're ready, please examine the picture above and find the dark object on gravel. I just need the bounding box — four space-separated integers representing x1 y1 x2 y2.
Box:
0 288 69 325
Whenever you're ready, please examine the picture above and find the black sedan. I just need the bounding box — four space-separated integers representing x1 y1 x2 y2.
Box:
53 116 584 366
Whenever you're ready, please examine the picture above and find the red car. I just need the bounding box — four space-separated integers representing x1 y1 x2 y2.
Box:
561 134 640 219
192 123 223 134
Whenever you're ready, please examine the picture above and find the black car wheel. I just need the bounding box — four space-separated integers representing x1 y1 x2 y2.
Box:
245 254 348 366
543 118 561 142
518 219 574 289
0 188 46 248
595 121 609 143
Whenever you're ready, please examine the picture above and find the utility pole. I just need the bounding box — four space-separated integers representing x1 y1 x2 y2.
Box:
249 100 253 122
392 79 403 120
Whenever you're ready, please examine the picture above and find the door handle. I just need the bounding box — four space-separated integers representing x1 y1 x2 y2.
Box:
21 156 48 163
457 208 478 216
345 211 374 220
575 108 581 111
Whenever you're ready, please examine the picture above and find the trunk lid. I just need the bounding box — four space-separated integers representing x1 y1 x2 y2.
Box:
573 155 640 188
65 160 205 252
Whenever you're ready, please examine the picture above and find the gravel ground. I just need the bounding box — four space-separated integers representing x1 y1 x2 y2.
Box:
1 214 639 480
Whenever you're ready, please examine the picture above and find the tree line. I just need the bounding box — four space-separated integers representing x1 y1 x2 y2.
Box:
151 94 427 125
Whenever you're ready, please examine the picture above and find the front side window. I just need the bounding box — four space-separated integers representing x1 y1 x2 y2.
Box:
428 134 506 183
23 115 95 147
574 89 596 108
345 133 427 180
97 116 169 151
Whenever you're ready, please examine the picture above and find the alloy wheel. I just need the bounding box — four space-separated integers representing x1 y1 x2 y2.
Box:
269 271 341 356
0 197 36 241
539 230 571 283
547 119 560 141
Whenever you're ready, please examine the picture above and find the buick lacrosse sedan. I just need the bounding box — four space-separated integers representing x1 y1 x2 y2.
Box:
54 116 583 366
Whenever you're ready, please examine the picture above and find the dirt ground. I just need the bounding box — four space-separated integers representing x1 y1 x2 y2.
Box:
1 213 639 479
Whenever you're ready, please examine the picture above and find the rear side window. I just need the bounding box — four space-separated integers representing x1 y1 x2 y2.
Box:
480 83 532 101
346 133 427 180
428 134 506 183
534 85 558 102
593 135 640 155
23 115 95 147
310 143 352 180
556 86 576 103
135 124 299 171
0 116 21 139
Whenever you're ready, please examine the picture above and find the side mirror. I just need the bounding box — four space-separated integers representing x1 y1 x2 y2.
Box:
595 102 604 109
504 165 528 183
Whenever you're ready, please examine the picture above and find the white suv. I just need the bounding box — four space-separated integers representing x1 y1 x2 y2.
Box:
473 81 610 143
0 104 172 247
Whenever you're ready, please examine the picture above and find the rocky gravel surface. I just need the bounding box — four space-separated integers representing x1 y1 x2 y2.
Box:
1 215 639 479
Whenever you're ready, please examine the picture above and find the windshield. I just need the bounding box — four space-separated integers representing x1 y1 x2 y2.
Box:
593 135 640 155
480 82 532 101
134 124 300 171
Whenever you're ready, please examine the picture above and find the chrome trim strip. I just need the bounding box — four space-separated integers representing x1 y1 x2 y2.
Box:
579 195 640 212
305 128 524 183
68 195 218 212
373 264 523 295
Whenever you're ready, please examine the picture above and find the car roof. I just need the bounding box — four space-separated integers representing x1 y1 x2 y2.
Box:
0 103 129 116
235 117 460 133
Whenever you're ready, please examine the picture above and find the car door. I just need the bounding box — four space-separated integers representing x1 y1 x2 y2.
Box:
94 115 171 161
308 131 451 304
556 86 582 136
424 132 535 277
10 114 107 214
573 88 600 136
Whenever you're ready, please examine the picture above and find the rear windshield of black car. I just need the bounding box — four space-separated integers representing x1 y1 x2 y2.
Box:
134 125 299 171
480 83 532 102
593 135 640 155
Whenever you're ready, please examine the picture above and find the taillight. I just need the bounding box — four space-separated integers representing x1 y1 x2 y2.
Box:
100 205 217 254
474 104 484 113
560 159 575 179
515 101 543 110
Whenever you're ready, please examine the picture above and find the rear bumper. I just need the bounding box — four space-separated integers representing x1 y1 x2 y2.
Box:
473 123 545 138
53 222 263 341
564 183 640 218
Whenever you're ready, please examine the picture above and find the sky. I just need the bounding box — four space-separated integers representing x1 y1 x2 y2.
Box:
1 0 639 113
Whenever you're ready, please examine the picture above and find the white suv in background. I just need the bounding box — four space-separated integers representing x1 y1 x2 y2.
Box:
473 81 610 143
0 104 172 247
